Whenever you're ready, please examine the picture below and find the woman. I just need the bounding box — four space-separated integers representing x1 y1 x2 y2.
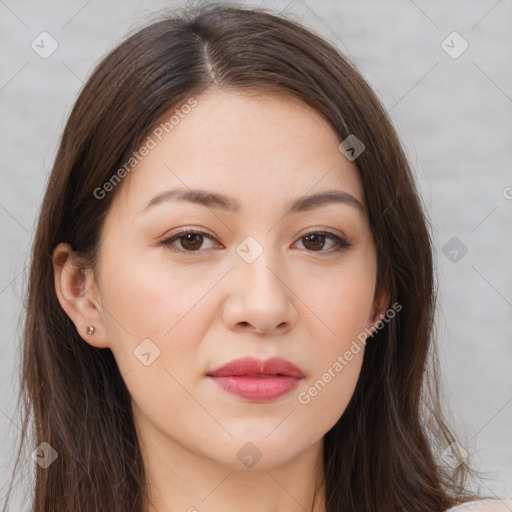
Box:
3 4 510 512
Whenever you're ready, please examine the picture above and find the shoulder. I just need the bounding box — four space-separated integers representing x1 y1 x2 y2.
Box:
446 499 512 511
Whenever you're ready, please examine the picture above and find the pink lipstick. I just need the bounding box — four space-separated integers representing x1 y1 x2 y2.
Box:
207 356 304 401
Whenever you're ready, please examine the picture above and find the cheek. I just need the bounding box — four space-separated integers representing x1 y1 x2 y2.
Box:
296 348 364 432
293 293 370 437
97 259 217 430
98 246 217 338
292 250 376 415
301 250 377 348
97 255 240 421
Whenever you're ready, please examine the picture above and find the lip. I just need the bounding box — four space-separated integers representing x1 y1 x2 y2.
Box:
207 356 304 402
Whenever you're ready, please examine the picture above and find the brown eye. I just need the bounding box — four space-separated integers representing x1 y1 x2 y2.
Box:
302 233 326 251
297 231 351 253
180 233 204 251
160 230 217 253
160 229 350 255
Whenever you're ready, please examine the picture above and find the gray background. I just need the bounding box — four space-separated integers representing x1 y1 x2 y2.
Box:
1 0 511 509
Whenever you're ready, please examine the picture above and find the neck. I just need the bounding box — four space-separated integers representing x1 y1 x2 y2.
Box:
139 424 326 512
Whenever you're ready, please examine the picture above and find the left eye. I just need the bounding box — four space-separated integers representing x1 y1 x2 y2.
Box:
160 229 351 254
296 231 351 252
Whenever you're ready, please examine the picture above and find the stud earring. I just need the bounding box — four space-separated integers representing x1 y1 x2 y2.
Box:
87 325 95 336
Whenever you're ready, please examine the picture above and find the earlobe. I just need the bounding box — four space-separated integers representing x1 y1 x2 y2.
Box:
367 282 391 333
52 243 110 349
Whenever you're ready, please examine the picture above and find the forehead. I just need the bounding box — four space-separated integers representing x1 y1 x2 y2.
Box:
111 88 365 217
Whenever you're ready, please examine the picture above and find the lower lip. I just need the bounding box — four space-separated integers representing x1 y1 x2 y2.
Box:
209 376 302 401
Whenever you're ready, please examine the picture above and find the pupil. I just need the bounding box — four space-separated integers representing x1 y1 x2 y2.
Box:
305 234 324 251
183 233 202 250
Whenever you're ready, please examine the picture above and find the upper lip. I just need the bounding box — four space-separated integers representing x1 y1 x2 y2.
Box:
207 356 304 378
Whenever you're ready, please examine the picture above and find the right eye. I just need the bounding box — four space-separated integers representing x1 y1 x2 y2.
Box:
159 229 219 253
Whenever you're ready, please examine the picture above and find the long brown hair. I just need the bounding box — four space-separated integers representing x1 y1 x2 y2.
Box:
3 3 482 511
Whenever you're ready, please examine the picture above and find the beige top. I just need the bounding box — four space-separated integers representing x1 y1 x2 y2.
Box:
446 500 512 511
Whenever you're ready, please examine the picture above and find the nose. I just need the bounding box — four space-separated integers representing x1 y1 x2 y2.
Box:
222 246 298 335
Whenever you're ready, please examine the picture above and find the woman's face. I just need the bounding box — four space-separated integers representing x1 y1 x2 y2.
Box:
88 88 387 470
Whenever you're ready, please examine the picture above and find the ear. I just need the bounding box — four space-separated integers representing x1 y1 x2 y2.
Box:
366 281 391 333
52 243 110 348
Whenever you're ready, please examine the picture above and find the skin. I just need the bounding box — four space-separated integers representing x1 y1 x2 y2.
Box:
53 87 389 512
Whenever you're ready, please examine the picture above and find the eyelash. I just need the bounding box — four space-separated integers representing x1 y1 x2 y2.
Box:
159 228 352 255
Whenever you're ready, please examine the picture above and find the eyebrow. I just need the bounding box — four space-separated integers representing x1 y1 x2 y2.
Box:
141 187 364 215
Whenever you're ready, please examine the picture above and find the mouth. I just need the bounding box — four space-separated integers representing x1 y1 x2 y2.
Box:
207 356 304 402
